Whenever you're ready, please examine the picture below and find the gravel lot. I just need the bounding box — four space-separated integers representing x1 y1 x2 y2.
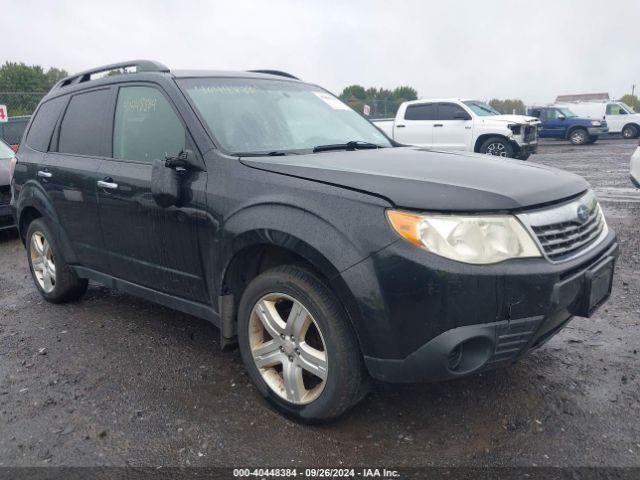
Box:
0 137 639 468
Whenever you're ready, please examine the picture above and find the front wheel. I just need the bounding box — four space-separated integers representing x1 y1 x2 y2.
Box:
622 124 639 139
237 265 368 422
569 128 588 145
479 137 515 158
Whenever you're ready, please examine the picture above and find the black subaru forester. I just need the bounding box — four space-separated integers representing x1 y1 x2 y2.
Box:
11 61 618 421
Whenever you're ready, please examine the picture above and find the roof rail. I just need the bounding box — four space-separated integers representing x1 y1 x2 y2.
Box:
247 70 300 80
56 60 170 89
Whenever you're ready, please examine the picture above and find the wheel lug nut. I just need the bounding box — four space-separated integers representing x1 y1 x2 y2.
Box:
279 346 284 352
295 348 300 355
288 356 293 362
280 334 285 339
290 335 295 341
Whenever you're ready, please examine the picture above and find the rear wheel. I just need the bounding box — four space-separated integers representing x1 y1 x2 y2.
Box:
26 218 88 303
569 128 588 145
237 265 368 422
622 124 639 139
480 137 515 158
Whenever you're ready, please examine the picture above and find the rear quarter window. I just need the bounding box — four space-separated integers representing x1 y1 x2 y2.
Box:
404 103 436 121
58 89 111 156
25 99 65 152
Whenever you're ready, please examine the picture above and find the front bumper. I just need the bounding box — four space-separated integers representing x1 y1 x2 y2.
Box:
341 231 618 383
631 147 640 188
588 126 609 136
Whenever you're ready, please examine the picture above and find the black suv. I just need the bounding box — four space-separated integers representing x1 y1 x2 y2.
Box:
11 61 618 421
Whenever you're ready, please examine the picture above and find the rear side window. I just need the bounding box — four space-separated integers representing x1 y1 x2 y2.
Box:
58 89 111 156
25 98 65 151
437 103 469 120
404 103 436 121
113 86 185 162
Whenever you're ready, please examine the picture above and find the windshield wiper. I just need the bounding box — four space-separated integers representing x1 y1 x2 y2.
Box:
232 151 293 157
312 141 383 153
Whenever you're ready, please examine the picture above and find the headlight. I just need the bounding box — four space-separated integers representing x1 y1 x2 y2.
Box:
590 120 601 126
387 210 541 264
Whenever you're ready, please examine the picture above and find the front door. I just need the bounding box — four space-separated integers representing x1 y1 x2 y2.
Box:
96 84 209 302
432 103 473 150
605 103 628 133
542 108 566 138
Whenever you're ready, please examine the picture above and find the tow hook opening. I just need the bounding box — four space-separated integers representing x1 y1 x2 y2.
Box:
447 337 493 374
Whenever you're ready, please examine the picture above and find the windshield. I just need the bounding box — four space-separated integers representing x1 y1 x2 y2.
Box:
463 100 500 116
620 102 636 113
178 77 391 154
0 139 14 159
557 108 578 118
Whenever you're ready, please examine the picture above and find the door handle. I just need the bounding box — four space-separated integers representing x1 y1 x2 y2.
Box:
97 179 118 190
37 170 52 178
433 124 443 127
396 125 406 128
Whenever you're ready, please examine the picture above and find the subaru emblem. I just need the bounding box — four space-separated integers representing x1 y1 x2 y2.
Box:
577 204 590 223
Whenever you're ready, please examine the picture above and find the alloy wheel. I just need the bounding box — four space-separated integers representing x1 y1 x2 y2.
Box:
571 130 586 144
30 231 56 293
248 293 328 405
486 142 507 156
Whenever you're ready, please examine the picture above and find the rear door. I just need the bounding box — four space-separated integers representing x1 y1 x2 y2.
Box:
393 103 436 146
38 88 113 271
432 102 473 150
96 83 209 302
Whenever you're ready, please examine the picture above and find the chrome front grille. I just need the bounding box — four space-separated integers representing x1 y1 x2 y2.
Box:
517 190 607 262
531 207 604 260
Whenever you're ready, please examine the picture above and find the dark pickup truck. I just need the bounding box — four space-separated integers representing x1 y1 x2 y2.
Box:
527 106 608 145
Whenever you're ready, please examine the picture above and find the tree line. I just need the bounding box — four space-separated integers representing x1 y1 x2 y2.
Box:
0 62 68 116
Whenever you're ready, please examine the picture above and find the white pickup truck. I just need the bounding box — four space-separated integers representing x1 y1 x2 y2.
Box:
373 98 541 159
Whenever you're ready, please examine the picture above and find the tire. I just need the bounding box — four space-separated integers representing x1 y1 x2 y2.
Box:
568 128 588 145
237 265 368 422
479 137 515 158
622 124 639 139
26 218 88 303
587 135 598 144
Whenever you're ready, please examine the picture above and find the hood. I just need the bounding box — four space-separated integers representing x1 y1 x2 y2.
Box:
490 114 541 125
241 147 588 211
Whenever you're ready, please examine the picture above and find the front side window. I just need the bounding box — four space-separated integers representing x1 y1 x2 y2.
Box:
0 139 13 159
606 103 629 115
437 103 469 120
178 78 391 154
58 89 110 156
113 86 186 162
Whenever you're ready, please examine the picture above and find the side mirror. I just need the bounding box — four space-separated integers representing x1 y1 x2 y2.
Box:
558 114 566 120
151 158 181 208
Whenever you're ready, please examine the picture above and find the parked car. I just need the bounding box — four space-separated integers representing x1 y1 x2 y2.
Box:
373 99 540 159
527 106 608 145
631 138 640 187
0 138 17 231
0 115 31 151
12 61 618 421
553 101 640 139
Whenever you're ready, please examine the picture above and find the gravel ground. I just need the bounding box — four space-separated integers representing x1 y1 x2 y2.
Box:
0 137 639 467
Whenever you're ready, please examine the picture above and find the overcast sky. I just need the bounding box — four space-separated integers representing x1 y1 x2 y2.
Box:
4 0 639 104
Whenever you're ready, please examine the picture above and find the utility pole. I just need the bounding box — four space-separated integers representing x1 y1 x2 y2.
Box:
632 84 635 97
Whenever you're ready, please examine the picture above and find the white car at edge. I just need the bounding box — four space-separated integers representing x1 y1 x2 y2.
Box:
631 139 640 187
373 98 541 160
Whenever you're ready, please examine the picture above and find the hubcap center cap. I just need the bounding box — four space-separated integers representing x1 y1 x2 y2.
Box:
283 339 295 356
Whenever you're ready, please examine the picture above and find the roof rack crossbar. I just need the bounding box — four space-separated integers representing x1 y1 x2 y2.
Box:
56 60 170 89
247 70 300 80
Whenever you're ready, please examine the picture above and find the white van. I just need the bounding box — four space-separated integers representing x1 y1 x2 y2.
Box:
553 101 640 139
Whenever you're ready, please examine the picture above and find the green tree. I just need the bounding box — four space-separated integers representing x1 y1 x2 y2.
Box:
0 62 68 116
489 98 526 115
339 84 419 118
620 94 639 111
